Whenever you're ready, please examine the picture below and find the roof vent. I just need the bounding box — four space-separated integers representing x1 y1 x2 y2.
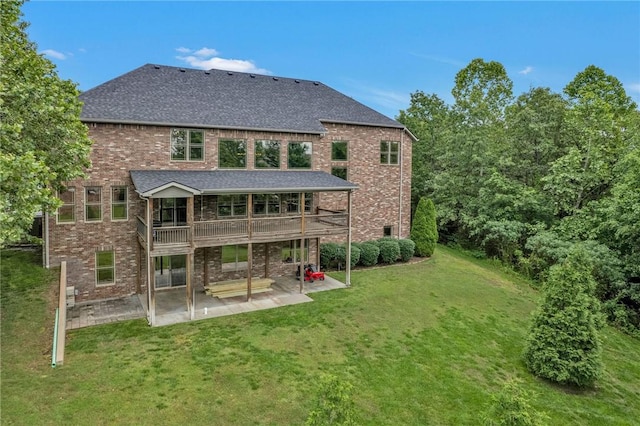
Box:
204 71 210 75
227 71 233 75
250 74 255 78
295 79 300 83
153 65 160 69
179 69 186 73
313 82 319 86
273 77 279 81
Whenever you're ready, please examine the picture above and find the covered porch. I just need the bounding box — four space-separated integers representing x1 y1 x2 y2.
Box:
131 169 357 326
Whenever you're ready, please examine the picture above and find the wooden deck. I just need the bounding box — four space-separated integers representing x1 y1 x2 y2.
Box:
137 212 348 255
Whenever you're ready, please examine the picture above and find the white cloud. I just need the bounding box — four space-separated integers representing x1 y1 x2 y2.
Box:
626 82 640 94
341 78 410 116
194 47 218 57
519 66 534 75
409 52 465 68
41 49 66 60
176 46 270 75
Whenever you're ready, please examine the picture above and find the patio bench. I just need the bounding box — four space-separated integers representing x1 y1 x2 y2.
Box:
204 278 275 299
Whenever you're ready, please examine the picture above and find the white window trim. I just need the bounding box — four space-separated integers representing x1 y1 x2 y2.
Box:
85 186 103 222
56 187 76 224
95 250 115 286
170 128 205 162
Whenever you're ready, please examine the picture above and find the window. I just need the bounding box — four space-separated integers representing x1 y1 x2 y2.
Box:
332 141 348 161
217 194 247 217
155 255 186 288
281 193 312 213
288 142 312 169
85 187 102 222
96 250 115 285
253 194 280 215
383 225 394 237
111 186 128 220
57 187 75 223
282 239 310 263
222 245 248 272
331 167 348 180
171 129 204 161
219 139 246 168
380 141 399 165
255 140 280 169
155 198 187 226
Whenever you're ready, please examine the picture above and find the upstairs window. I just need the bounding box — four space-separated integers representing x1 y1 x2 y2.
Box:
219 139 247 168
171 129 204 161
331 141 348 161
253 194 280 215
288 142 312 169
57 187 75 223
217 195 247 217
111 186 128 221
331 167 348 180
255 140 281 169
85 187 102 222
380 141 399 165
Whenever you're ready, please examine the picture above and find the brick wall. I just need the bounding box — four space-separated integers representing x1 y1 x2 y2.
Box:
47 123 411 302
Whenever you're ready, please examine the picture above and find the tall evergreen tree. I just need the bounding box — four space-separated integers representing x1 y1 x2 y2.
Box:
411 197 438 257
523 247 604 387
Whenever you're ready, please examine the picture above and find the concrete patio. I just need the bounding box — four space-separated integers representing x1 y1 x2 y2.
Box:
66 274 347 329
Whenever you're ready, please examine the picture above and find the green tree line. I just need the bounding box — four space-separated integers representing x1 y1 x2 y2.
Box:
398 58 640 336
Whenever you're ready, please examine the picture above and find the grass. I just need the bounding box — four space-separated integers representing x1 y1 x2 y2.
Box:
1 246 639 425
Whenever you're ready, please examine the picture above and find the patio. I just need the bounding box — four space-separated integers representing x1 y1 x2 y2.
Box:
67 274 346 329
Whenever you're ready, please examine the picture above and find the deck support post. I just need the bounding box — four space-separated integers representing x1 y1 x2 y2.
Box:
247 194 253 301
147 197 156 326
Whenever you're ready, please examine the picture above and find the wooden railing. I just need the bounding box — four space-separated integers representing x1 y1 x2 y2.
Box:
137 211 348 250
154 226 190 245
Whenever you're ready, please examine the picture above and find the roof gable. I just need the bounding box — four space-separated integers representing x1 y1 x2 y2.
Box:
80 64 405 135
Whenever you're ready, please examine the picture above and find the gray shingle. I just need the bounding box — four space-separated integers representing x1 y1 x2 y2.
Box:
130 170 358 196
79 64 404 134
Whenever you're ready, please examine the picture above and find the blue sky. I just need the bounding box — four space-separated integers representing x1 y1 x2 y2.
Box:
22 1 640 119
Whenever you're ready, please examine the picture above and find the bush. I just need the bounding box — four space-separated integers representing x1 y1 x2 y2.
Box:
377 238 400 264
482 379 548 426
398 239 416 262
411 197 438 257
359 242 380 267
348 244 361 269
306 374 357 426
320 242 340 270
523 247 604 387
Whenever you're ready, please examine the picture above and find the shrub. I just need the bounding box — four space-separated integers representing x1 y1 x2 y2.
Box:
306 374 357 426
523 247 604 387
377 238 400 264
359 242 380 267
482 379 548 426
320 242 340 270
348 244 361 269
411 197 438 257
398 239 416 262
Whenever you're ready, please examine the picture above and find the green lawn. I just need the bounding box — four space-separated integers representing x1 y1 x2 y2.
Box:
2 247 639 425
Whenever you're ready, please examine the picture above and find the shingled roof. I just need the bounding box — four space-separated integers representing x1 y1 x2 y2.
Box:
130 170 358 197
79 64 406 134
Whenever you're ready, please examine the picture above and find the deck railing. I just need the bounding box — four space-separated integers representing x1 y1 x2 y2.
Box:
140 211 348 249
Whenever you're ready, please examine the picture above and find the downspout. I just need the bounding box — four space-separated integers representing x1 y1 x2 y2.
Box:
346 190 352 287
398 130 404 238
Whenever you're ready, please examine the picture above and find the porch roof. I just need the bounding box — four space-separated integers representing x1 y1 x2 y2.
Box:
130 170 358 197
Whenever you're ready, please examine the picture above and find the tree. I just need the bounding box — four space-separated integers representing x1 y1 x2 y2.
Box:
411 197 438 257
0 0 92 246
523 248 604 387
